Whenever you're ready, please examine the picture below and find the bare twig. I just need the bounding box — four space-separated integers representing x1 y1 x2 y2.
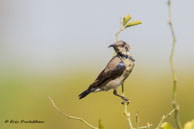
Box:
135 112 152 129
138 125 152 129
167 0 182 129
116 18 134 129
155 109 175 129
146 122 152 129
168 0 177 101
48 96 98 129
115 18 134 129
116 16 147 129
136 111 140 129
115 18 125 41
121 84 151 129
122 83 134 129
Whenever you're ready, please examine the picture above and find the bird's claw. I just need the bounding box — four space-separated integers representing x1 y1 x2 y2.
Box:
121 98 130 105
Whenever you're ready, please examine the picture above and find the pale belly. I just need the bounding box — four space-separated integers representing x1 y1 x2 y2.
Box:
102 66 133 91
103 75 125 91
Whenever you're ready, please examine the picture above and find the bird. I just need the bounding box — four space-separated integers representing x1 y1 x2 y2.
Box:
78 40 135 104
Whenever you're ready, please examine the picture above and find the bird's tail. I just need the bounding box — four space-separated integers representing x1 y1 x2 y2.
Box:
78 89 91 99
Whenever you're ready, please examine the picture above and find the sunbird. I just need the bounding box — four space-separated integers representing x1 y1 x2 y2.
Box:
78 40 135 104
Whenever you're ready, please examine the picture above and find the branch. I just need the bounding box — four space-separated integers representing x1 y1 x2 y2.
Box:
48 96 98 129
168 0 177 101
167 0 182 129
115 17 134 129
122 83 134 129
136 111 140 129
155 109 175 129
115 17 125 41
115 15 147 129
121 81 151 129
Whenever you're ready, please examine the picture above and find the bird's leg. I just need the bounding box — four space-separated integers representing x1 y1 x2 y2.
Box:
113 89 130 105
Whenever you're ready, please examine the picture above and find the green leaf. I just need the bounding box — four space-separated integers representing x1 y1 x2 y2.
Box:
123 14 131 26
184 119 194 129
125 20 142 28
161 122 174 129
99 119 105 129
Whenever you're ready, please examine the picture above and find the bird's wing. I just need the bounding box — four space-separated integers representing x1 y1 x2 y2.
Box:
89 56 126 90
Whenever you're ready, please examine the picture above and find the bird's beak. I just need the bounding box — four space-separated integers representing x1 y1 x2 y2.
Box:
108 44 116 48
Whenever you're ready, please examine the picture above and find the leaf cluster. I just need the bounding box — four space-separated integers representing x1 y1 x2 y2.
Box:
123 14 142 29
161 119 194 129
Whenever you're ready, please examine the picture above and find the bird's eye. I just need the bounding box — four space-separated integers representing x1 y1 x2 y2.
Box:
121 44 125 47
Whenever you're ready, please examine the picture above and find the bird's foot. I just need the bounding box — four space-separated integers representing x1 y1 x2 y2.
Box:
121 97 130 105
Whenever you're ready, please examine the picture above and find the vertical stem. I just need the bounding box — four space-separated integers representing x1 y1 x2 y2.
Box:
116 17 125 41
168 0 177 102
115 15 143 129
136 111 140 129
115 18 134 129
167 0 182 129
122 83 134 129
116 32 120 41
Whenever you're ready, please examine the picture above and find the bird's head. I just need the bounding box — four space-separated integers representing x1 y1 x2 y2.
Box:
108 40 130 56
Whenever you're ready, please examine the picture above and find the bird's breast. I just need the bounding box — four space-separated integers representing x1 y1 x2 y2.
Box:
100 58 134 91
102 61 134 91
120 58 134 82
103 75 125 91
123 58 134 72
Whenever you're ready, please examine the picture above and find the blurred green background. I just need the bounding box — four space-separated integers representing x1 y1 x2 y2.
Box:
0 0 194 129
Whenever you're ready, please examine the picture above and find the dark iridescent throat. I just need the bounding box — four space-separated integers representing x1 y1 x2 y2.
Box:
118 53 135 61
118 53 128 59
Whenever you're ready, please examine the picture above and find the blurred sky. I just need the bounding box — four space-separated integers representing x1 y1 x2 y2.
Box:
0 0 194 129
1 0 194 74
